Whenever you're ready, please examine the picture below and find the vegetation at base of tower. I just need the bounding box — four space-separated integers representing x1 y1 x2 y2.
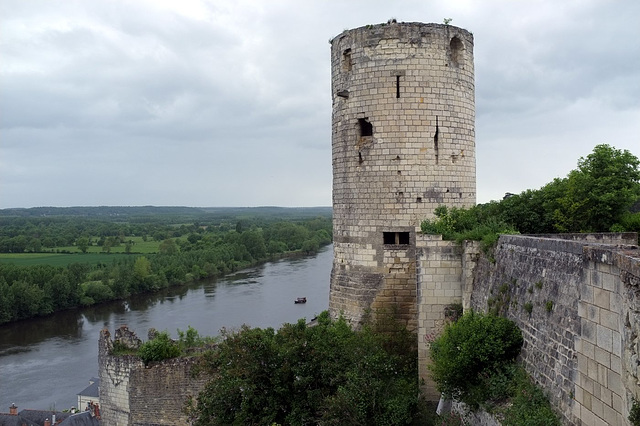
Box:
630 397 640 426
429 311 523 407
0 207 332 325
191 310 427 426
421 144 640 243
429 311 561 425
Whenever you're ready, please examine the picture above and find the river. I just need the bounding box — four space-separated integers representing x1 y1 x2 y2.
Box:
0 245 332 412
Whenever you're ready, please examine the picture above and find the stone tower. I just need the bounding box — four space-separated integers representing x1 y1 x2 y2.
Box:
329 21 476 330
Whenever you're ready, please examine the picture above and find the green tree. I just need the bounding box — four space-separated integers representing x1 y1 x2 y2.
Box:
0 278 14 324
555 144 640 232
76 237 90 253
194 311 421 426
83 281 114 304
159 238 178 255
133 256 152 281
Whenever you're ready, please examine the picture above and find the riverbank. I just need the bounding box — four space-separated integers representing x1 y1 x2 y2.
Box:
0 245 333 411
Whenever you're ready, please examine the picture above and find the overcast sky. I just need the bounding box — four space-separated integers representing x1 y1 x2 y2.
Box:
1 0 639 208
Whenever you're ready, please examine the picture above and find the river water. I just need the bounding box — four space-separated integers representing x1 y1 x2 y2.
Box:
0 245 332 412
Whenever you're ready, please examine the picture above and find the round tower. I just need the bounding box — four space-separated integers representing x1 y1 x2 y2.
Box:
329 21 475 329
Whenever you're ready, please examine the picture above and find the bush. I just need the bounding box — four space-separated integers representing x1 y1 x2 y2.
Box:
429 311 523 407
630 397 640 426
138 331 181 366
500 366 561 426
421 206 518 252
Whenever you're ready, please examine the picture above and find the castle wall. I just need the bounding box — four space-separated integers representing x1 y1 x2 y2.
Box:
468 234 640 426
330 21 476 328
128 357 208 426
415 235 480 400
98 327 208 426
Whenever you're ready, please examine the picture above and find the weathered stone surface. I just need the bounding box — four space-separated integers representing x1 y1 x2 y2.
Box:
328 21 476 330
469 234 640 426
99 326 209 426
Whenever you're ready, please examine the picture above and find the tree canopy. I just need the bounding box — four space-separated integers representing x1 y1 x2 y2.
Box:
422 144 640 238
192 311 424 426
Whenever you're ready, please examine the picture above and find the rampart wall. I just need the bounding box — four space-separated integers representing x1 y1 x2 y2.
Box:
467 233 640 426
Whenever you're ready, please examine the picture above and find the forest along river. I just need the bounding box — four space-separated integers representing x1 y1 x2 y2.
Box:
0 245 333 411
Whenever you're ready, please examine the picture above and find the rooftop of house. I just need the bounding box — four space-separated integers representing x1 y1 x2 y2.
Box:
77 379 100 399
0 412 38 426
0 404 99 426
57 411 100 426
18 409 71 425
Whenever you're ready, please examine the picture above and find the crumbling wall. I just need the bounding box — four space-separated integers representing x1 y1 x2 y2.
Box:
98 326 209 426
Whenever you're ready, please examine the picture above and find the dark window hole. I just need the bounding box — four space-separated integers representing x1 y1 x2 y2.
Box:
383 232 410 245
358 118 373 137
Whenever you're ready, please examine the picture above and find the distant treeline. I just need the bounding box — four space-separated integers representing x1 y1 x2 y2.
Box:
0 210 332 325
0 206 332 252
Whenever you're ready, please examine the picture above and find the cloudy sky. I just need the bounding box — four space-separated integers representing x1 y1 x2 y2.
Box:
1 0 639 208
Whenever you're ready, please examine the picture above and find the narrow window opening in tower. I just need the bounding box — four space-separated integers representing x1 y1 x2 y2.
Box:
416 197 422 203
433 116 440 164
359 152 363 164
449 37 463 68
358 118 373 137
396 75 401 98
383 232 410 245
343 49 352 71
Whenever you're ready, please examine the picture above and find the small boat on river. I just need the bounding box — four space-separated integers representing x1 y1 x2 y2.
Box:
294 297 307 304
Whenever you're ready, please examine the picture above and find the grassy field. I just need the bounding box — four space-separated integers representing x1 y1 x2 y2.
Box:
0 236 187 266
56 236 162 254
0 252 135 267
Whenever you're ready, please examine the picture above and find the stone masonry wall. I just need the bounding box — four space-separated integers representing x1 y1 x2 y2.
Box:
330 21 476 327
416 234 480 400
128 357 208 426
468 234 640 426
99 326 209 426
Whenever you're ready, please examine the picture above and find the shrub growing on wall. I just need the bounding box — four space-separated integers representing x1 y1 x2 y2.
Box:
429 311 523 408
138 331 181 366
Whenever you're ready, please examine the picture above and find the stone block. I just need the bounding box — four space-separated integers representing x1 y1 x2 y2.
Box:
599 308 619 331
594 347 610 368
596 325 613 352
582 320 597 344
594 288 610 309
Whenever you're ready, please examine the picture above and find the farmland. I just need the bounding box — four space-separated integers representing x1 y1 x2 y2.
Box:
0 206 332 324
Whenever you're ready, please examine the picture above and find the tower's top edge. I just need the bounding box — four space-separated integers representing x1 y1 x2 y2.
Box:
330 21 473 46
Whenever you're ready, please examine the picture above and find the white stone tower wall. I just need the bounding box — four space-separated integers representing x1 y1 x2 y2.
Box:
329 22 476 328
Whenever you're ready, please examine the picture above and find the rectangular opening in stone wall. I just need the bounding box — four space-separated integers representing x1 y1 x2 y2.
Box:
383 232 410 245
358 118 373 137
396 75 401 98
342 48 352 71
